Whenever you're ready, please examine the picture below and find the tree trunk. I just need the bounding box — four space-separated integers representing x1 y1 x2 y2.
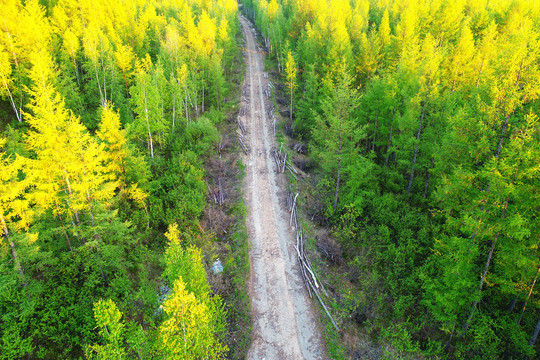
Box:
64 173 81 226
385 110 395 167
102 65 108 106
495 114 510 159
276 46 281 72
371 110 379 152
1 77 22 122
462 199 509 335
54 201 72 250
216 79 220 111
476 57 485 88
172 100 176 135
334 156 341 212
184 87 189 124
462 231 499 335
290 83 293 123
445 322 456 352
508 295 518 313
5 29 23 121
202 76 205 113
110 63 114 104
407 96 428 194
529 318 540 347
94 63 105 106
1 215 25 284
464 119 528 332
394 130 401 163
365 122 370 153
73 57 80 88
517 267 540 326
486 113 511 192
143 90 154 158
424 130 440 198
334 107 343 212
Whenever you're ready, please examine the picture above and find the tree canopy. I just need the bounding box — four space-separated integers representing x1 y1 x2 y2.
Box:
243 0 540 357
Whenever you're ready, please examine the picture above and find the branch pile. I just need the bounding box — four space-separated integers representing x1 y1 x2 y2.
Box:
207 177 225 205
272 144 300 179
287 190 340 332
241 83 250 103
264 82 272 98
249 30 339 332
290 142 306 154
237 119 249 155
272 145 287 173
239 105 248 116
267 104 276 135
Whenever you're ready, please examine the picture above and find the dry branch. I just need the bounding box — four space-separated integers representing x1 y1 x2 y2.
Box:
238 119 247 134
287 189 339 333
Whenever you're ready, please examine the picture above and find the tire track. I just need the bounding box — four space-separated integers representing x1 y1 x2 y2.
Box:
238 15 327 360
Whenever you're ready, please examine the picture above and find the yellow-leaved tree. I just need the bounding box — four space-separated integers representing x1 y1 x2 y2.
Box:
25 49 116 243
97 104 149 216
0 45 21 122
285 50 297 123
0 137 31 282
159 223 227 359
86 299 126 360
159 278 226 359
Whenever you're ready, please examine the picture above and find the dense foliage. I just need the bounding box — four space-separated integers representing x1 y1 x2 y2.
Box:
243 0 540 357
0 0 241 358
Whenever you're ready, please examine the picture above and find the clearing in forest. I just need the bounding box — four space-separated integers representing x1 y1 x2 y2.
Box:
238 15 327 360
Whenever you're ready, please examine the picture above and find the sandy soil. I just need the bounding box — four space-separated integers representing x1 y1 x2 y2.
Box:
238 15 327 360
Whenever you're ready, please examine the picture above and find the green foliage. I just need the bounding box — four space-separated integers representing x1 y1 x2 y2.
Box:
87 299 126 359
245 0 540 358
379 321 421 358
295 64 320 138
159 278 227 359
148 151 207 228
160 223 228 358
0 0 239 358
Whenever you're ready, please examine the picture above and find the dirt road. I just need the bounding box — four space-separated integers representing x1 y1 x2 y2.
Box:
238 15 327 360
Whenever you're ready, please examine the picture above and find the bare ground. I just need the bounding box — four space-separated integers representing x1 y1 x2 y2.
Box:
238 15 327 360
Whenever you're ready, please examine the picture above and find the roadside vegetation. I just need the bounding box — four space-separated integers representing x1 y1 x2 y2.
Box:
242 0 540 358
0 0 251 358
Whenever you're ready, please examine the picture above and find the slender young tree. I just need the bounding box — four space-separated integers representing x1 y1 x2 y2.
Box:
312 68 360 213
284 50 297 123
130 57 167 158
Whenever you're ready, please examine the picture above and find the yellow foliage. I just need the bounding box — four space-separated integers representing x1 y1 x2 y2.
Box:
63 30 80 59
165 223 181 246
159 277 226 359
176 63 189 87
216 0 238 17
97 104 129 179
115 45 135 75
128 184 149 210
268 0 279 21
163 25 182 59
0 147 34 230
0 47 13 94
218 19 230 44
194 11 217 57
285 51 297 89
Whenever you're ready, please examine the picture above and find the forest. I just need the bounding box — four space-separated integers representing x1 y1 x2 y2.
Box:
0 0 248 358
1 0 539 358
242 0 540 358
